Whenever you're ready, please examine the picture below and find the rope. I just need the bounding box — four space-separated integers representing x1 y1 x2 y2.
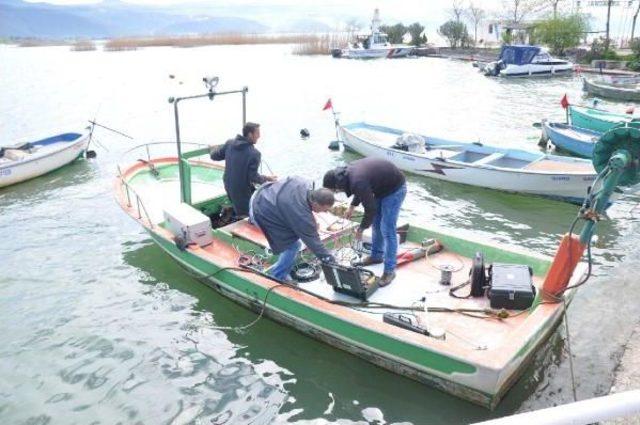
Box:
563 298 578 402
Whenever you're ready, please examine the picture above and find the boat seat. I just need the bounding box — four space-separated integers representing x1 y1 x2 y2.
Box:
224 212 359 250
3 149 29 161
473 152 504 165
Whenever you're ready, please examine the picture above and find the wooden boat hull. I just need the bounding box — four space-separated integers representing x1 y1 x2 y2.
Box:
115 157 585 409
542 122 600 158
340 123 596 203
583 77 640 102
0 132 89 188
569 105 636 133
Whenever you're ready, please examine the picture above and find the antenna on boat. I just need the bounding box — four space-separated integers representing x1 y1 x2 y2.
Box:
168 77 249 204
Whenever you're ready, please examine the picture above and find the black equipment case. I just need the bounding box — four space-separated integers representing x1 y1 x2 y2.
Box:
321 262 378 301
488 264 536 310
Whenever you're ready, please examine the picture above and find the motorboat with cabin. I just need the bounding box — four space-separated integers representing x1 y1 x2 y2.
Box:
482 45 574 77
331 9 412 59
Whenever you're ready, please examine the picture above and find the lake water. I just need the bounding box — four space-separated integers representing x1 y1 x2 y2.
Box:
1 43 640 424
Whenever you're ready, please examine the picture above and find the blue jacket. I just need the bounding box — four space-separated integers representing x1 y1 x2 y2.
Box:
252 176 331 258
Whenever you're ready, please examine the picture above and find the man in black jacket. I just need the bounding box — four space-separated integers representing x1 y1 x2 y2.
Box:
323 158 406 286
210 122 275 217
249 176 335 281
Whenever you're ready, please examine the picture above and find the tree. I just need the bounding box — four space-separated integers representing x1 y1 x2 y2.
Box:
605 0 613 51
632 0 640 41
438 20 470 49
533 14 588 55
466 2 486 46
380 23 407 44
501 0 546 24
407 22 426 46
451 0 465 22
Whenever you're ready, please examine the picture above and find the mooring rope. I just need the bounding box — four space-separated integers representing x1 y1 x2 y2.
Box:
563 298 578 402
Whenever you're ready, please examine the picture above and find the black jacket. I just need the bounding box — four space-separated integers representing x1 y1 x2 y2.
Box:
252 176 332 258
335 158 405 230
211 135 267 216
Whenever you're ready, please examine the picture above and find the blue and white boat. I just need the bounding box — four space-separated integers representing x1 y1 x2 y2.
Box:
0 131 90 188
482 45 574 77
542 121 601 158
340 122 596 203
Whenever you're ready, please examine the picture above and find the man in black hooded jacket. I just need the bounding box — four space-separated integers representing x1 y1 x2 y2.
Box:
210 122 276 217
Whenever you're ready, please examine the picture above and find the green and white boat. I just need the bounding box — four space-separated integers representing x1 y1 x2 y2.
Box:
115 81 639 409
569 105 637 133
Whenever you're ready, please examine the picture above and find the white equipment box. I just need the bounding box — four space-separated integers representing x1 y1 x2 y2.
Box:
163 203 213 247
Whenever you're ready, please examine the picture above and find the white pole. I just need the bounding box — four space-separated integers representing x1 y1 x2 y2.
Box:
472 391 640 425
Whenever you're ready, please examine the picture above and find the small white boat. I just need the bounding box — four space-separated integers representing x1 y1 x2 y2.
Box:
331 9 412 59
482 45 574 77
0 131 90 188
340 122 597 203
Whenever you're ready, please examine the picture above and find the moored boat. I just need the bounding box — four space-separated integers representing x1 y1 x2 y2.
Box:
583 76 640 102
541 121 600 158
569 105 637 133
339 122 597 203
0 131 90 188
115 80 640 410
331 9 412 59
482 45 573 77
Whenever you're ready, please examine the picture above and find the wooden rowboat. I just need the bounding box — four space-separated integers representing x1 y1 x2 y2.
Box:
339 122 596 204
541 121 600 158
583 77 640 102
115 148 586 409
0 131 90 188
569 105 638 133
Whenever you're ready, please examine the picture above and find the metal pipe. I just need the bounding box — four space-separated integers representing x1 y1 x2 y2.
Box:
472 390 640 425
242 87 247 126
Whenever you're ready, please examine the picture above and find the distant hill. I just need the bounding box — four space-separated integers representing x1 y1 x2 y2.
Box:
0 0 269 39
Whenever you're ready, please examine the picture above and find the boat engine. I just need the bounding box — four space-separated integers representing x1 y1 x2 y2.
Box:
483 60 505 76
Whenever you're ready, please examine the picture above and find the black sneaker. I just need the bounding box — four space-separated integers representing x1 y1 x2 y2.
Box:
379 271 396 287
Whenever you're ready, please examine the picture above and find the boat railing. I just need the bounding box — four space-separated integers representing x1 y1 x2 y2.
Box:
116 141 212 229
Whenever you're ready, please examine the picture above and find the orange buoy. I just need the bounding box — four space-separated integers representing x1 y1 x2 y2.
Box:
541 233 586 302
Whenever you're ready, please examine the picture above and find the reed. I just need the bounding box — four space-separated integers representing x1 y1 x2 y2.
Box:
71 40 96 51
292 33 350 56
103 33 319 51
17 39 66 47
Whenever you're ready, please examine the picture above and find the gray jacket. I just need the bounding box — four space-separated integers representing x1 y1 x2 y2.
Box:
251 176 331 258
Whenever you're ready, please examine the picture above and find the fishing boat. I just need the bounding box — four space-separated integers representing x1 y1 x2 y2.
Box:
115 79 640 409
583 76 640 102
482 45 574 77
0 131 91 188
331 9 412 59
541 121 600 158
339 122 596 203
569 105 637 133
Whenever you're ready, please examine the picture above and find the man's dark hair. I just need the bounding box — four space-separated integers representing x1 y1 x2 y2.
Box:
309 188 335 206
322 167 347 191
243 122 260 138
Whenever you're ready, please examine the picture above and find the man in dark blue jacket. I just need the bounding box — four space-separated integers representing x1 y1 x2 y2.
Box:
249 176 335 281
210 122 276 217
323 158 406 286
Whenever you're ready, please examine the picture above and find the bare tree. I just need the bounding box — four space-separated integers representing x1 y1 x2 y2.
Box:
547 0 566 18
501 0 547 24
605 0 613 51
466 2 486 45
451 0 465 22
632 0 640 41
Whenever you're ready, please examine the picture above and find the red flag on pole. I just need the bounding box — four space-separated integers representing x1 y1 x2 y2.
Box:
560 94 569 110
322 98 333 111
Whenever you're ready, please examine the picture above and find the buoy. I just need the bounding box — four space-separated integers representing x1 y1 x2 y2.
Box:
300 128 310 139
328 140 340 150
541 234 586 301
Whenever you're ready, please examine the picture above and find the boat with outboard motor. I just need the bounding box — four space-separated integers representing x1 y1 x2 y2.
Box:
331 9 412 59
0 130 91 188
569 105 638 133
339 122 597 203
115 78 640 409
541 121 600 158
482 45 573 77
